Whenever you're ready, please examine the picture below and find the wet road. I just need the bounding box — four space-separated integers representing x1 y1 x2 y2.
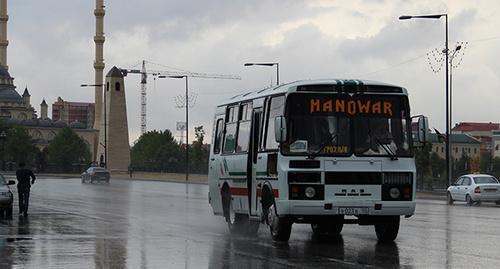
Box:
1 176 500 268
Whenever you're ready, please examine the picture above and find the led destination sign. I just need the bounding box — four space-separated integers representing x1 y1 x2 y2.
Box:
287 94 407 118
310 99 393 116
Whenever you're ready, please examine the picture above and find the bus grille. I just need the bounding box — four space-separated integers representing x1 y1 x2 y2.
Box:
383 173 412 185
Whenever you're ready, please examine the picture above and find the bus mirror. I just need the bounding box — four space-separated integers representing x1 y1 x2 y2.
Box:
275 116 287 143
417 116 429 143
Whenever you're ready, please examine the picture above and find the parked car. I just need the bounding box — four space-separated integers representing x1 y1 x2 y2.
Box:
81 167 110 183
0 173 15 216
447 174 500 205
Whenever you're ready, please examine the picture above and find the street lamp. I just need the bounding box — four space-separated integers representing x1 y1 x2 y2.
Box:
81 83 107 169
158 75 190 181
399 13 452 187
244 62 279 85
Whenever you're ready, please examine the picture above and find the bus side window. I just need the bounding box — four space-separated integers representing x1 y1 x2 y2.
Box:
214 119 223 154
264 95 285 150
223 106 238 153
236 103 252 153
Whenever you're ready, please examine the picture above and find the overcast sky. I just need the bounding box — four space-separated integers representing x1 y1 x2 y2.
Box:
6 0 500 144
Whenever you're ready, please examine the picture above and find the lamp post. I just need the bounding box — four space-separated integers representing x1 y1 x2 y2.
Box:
399 13 452 187
0 131 5 171
81 83 107 169
244 62 279 85
158 75 190 181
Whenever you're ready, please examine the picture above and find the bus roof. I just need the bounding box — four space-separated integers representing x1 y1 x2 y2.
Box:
219 79 408 106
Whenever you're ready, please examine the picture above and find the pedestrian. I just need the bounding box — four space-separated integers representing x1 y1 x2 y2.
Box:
16 162 36 216
128 163 134 178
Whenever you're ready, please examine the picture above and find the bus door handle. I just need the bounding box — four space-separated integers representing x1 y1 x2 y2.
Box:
210 158 215 161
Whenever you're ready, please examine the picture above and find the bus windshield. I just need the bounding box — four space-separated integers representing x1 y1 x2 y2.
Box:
282 93 412 157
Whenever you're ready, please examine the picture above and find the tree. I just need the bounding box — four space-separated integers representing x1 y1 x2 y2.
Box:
415 142 432 189
130 129 181 172
430 152 445 182
0 120 39 164
453 153 472 179
470 156 481 174
190 125 209 174
48 127 91 168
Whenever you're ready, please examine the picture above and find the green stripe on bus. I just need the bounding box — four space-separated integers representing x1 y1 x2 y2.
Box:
228 172 247 176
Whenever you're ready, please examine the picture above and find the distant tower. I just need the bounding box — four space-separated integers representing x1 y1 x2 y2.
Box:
0 0 8 70
94 0 105 129
96 67 130 171
22 87 30 105
40 99 48 119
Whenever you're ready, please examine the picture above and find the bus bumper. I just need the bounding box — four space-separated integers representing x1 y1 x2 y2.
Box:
275 200 416 217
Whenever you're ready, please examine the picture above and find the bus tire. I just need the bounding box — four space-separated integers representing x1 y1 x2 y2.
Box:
268 203 292 242
375 216 400 241
227 199 246 234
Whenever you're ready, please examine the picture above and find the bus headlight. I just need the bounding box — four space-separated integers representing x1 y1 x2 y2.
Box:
389 187 400 199
305 187 316 198
289 185 324 200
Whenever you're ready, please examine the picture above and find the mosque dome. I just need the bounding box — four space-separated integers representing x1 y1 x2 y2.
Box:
5 117 20 125
69 121 85 129
0 63 22 101
53 120 68 128
21 118 36 126
0 62 10 78
37 118 54 127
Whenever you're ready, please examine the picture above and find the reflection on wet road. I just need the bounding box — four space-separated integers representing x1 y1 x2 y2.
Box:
1 176 500 268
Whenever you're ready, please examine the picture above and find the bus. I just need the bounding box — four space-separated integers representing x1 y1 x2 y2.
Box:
208 79 428 242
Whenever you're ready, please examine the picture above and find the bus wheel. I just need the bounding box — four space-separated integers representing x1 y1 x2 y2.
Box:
268 203 292 242
227 199 246 234
374 216 400 241
311 216 344 237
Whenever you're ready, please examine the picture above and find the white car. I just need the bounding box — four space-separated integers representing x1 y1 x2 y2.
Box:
447 174 500 205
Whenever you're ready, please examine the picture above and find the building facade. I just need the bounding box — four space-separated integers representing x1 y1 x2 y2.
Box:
452 122 500 155
430 133 481 159
52 97 95 129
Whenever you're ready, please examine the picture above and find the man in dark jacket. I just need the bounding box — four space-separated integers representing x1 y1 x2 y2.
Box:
16 162 36 216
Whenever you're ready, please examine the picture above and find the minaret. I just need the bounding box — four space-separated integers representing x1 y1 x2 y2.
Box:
40 99 48 119
93 0 105 129
22 87 31 107
0 0 8 70
96 67 130 171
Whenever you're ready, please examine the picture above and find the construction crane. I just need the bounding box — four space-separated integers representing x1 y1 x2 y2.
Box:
121 60 241 134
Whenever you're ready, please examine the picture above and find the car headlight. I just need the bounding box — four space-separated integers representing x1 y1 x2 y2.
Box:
0 191 12 197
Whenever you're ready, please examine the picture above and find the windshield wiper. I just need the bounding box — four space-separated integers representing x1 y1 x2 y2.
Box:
308 133 339 160
369 131 398 160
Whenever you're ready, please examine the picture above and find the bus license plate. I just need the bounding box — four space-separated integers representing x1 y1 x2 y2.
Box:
338 207 369 215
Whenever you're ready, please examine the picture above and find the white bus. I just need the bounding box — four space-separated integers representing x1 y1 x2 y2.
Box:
208 79 428 242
